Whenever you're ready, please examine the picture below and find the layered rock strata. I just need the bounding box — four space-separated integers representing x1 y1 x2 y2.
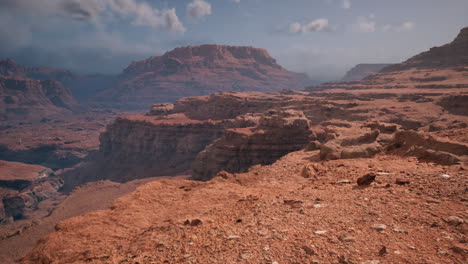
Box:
192 110 314 180
0 161 63 223
92 45 312 109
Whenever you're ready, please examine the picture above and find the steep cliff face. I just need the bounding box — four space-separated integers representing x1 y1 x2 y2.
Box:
192 110 314 180
61 115 228 189
341 64 393 81
0 161 63 223
0 76 82 120
382 27 468 72
92 45 312 109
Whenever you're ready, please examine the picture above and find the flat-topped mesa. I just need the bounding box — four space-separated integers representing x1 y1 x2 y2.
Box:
0 76 83 121
382 27 468 72
192 110 315 181
123 45 281 77
0 58 75 81
92 45 312 109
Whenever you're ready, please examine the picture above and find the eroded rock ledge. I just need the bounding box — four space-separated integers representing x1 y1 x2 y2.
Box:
192 110 315 180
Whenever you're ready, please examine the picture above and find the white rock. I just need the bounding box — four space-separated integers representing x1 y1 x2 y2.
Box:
441 174 450 178
314 230 328 235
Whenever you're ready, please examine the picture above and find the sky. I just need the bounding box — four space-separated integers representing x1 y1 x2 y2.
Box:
0 0 467 81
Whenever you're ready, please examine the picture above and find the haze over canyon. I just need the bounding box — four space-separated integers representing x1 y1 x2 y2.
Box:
0 1 467 263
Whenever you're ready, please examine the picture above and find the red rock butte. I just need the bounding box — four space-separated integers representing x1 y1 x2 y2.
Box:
91 44 313 109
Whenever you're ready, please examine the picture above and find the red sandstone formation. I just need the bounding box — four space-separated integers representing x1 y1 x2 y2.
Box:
341 63 393 81
0 75 83 121
192 110 314 180
92 45 313 109
0 161 63 223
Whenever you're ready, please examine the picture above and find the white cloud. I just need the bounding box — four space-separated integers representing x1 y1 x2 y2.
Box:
399 22 415 32
354 16 375 33
381 21 415 33
303 18 329 32
187 0 212 20
289 22 302 34
341 0 351 9
289 18 329 34
0 0 186 33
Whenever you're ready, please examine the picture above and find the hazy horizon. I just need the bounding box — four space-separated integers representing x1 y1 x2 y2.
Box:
1 0 467 81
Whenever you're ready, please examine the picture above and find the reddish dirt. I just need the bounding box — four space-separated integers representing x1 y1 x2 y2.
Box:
0 175 189 263
20 151 467 264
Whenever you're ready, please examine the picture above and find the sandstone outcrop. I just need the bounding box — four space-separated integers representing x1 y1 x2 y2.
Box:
390 130 468 165
341 64 393 81
192 110 314 180
0 161 63 223
437 95 468 116
319 129 383 160
0 76 82 121
91 45 313 109
60 114 227 189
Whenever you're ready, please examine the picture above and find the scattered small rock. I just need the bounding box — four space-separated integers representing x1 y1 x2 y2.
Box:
227 235 240 240
444 216 464 226
371 224 387 232
338 255 354 264
314 230 328 235
302 245 316 255
378 246 388 256
392 226 407 233
184 219 202 226
395 178 410 185
336 180 352 184
450 243 468 255
357 173 377 186
361 261 380 264
339 235 355 242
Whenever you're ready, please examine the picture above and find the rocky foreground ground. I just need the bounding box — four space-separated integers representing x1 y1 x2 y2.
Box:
21 149 466 263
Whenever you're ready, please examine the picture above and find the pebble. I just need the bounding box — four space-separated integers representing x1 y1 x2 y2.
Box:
378 246 387 256
314 230 328 235
371 224 387 232
339 235 355 242
227 235 240 240
392 226 407 233
395 178 410 185
444 216 464 226
441 174 451 178
361 261 380 264
336 180 352 184
357 173 377 186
